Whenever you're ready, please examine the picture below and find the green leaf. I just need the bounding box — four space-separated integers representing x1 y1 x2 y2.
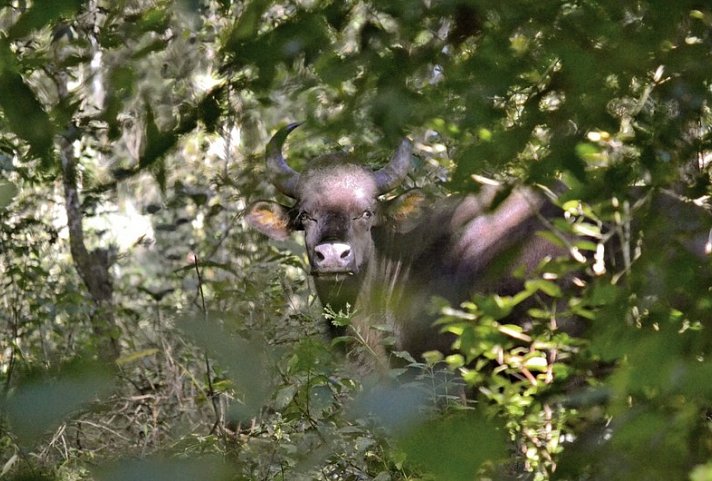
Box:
524 355 548 372
349 383 427 433
525 279 563 297
398 412 506 481
0 179 18 208
575 142 603 163
0 40 55 165
115 348 159 366
198 90 222 132
7 0 83 39
3 360 114 446
95 457 232 481
315 53 358 87
132 6 171 34
177 315 272 420
229 0 270 41
536 229 567 248
690 462 712 481
498 324 532 342
140 103 178 170
571 221 603 238
274 385 297 410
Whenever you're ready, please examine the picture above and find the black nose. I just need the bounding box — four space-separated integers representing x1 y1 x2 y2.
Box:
313 242 354 270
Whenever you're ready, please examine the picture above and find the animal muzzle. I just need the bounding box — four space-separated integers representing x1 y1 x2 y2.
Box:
311 242 356 275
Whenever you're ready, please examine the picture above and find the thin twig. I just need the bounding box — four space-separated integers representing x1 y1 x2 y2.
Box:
191 253 221 434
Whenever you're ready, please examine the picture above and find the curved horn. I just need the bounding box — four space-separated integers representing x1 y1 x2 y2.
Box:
374 138 413 194
266 122 302 198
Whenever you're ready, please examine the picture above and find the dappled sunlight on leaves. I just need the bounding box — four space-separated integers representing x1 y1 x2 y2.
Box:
0 0 711 480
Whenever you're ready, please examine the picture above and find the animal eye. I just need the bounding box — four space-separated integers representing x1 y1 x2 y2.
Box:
299 212 313 223
358 210 373 220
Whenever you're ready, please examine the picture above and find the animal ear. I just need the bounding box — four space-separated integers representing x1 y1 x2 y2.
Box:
380 189 429 233
246 201 293 240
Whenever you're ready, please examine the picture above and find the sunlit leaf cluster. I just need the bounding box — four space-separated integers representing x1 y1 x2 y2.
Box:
0 1 711 481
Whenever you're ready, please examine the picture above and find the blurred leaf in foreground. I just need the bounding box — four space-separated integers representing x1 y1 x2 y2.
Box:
398 412 506 481
0 40 56 165
4 472 57 481
95 457 232 481
2 360 114 446
0 179 18 208
691 461 712 481
349 382 427 434
6 0 83 39
177 315 272 420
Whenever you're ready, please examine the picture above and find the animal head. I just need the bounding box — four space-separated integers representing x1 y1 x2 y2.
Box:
246 123 419 279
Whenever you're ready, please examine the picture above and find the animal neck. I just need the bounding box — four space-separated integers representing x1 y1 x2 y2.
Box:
313 272 366 337
313 257 400 374
312 255 394 332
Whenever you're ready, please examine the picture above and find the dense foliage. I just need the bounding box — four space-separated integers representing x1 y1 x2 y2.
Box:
1 1 711 480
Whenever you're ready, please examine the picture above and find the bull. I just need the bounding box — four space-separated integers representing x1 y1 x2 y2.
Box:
246 123 570 370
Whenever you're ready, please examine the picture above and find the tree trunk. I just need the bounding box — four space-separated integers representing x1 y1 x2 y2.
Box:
55 68 120 363
59 137 120 362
